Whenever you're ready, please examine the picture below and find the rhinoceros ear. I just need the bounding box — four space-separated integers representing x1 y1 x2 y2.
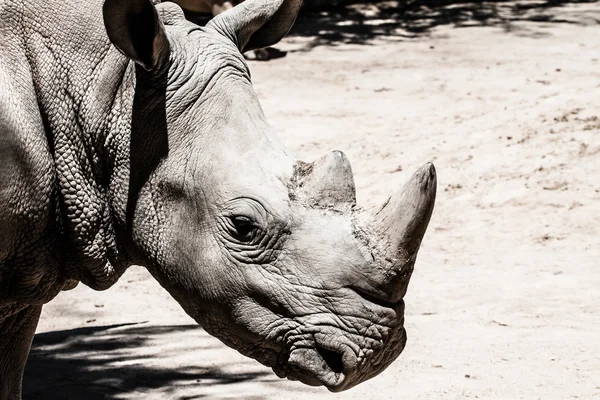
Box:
103 0 170 71
207 0 302 52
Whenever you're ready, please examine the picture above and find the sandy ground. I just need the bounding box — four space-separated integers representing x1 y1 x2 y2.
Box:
26 2 600 399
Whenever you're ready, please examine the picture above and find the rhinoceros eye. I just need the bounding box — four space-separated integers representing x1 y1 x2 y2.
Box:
230 216 256 242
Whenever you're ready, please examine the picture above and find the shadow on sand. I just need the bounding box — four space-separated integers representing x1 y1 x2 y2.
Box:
289 0 600 49
182 1 599 51
23 323 271 400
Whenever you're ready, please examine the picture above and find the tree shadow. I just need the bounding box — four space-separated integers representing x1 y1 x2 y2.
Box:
23 323 271 399
288 0 600 50
180 1 599 51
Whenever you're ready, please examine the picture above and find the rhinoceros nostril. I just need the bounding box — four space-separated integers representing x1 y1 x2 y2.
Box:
316 346 344 374
350 286 401 309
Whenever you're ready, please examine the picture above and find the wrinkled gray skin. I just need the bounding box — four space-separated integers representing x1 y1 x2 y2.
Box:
0 0 436 397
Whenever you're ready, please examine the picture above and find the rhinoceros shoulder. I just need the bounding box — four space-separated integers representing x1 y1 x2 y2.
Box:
0 53 66 308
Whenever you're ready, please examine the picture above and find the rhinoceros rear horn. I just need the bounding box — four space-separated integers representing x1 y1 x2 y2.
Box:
207 0 303 52
103 0 169 71
375 162 436 280
294 151 356 208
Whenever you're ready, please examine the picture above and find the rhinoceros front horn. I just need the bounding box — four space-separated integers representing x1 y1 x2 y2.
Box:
294 151 356 208
372 163 437 300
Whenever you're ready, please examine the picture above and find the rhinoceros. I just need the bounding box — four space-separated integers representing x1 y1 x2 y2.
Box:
0 0 436 397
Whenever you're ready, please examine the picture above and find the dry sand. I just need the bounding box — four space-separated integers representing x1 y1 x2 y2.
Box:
26 2 600 399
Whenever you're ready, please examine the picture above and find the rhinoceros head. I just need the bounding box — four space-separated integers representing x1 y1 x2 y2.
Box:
103 0 436 391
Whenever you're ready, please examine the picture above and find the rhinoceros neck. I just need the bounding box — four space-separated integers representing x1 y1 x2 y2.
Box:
15 0 139 289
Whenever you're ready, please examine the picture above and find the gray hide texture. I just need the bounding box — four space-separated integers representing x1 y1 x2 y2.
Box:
0 0 436 397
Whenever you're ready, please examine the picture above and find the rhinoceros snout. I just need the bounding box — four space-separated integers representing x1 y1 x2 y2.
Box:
282 322 407 391
266 287 407 391
257 162 435 391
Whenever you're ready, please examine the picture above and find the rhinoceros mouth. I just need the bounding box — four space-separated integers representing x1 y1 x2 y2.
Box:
269 331 362 391
273 348 347 389
290 347 352 389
